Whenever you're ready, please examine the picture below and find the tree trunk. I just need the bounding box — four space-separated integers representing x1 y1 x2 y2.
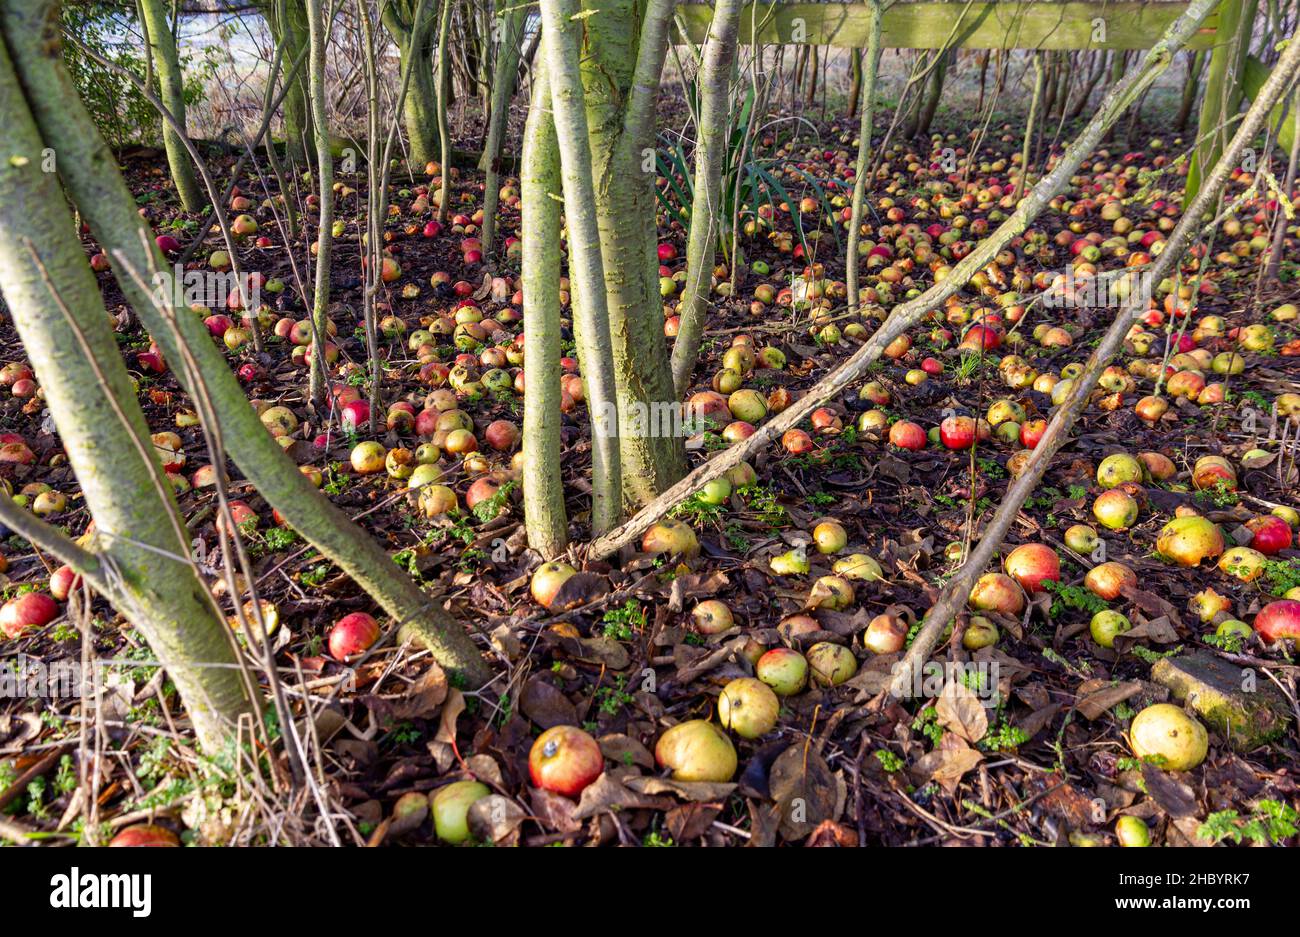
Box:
539 0 624 534
434 0 454 223
1015 52 1045 202
1187 0 1259 204
479 1 526 264
138 0 203 211
845 0 882 317
305 0 333 408
578 0 686 508
670 0 743 399
520 56 569 557
382 0 441 170
0 37 253 754
847 48 862 117
1175 50 1205 132
916 48 947 137
265 0 312 168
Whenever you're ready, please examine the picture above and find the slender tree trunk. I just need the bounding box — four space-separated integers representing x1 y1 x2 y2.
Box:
479 1 526 264
1015 52 1045 202
434 0 454 223
305 0 333 408
1175 50 1206 131
847 48 862 117
1 0 492 689
265 0 312 167
845 0 882 317
382 0 440 170
669 0 743 398
0 38 253 754
916 48 947 137
520 58 568 557
1264 85 1300 281
539 0 624 534
138 0 203 211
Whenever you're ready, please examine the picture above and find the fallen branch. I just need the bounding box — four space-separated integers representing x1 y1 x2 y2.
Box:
888 27 1300 699
586 0 1218 562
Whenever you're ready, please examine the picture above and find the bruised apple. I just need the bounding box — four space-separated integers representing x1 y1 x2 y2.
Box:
968 572 1025 616
1083 562 1136 601
530 561 577 609
716 677 779 739
1156 516 1224 567
806 642 858 686
641 520 700 558
863 613 908 654
529 725 604 797
691 599 734 634
655 720 737 782
756 647 808 696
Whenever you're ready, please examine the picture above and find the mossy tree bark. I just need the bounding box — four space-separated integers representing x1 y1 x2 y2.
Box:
1186 0 1259 204
479 1 526 264
381 0 441 170
520 57 568 557
0 38 252 754
539 0 624 535
669 0 743 399
305 0 333 408
576 0 686 508
433 0 454 223
138 0 204 211
1 0 492 688
845 0 882 317
264 0 312 167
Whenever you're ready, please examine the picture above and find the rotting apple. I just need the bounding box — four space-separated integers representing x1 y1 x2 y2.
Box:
1246 515 1292 555
806 642 858 686
968 572 1025 616
1083 562 1136 601
1092 489 1139 530
641 520 700 558
530 561 577 610
1156 515 1225 567
431 780 491 844
862 613 908 654
691 599 735 635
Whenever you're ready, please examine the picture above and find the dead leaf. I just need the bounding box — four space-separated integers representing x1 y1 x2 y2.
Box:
768 742 839 841
935 680 989 743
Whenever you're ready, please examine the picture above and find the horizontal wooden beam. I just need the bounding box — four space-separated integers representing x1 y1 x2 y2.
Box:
676 2 1219 50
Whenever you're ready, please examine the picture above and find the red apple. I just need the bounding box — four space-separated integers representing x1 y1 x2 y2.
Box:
529 725 604 797
1246 515 1292 555
530 561 577 609
0 591 59 638
939 415 977 450
1254 600 1300 644
109 824 179 847
888 420 927 450
328 612 381 660
49 565 82 601
1003 543 1060 594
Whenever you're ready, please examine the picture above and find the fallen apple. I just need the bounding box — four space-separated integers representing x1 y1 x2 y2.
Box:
328 611 381 660
716 677 779 739
1156 515 1224 567
530 561 577 609
529 725 604 797
431 779 491 844
1128 703 1207 772
654 719 737 782
1090 609 1132 648
806 641 858 686
756 647 809 696
1253 600 1300 644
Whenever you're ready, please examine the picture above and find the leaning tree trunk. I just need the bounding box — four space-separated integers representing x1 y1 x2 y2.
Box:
138 0 203 211
479 1 526 264
0 39 252 754
1 0 493 689
669 0 743 399
520 56 569 557
305 0 333 408
1014 51 1045 202
578 0 686 508
845 0 883 316
1174 50 1205 131
586 0 1221 560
